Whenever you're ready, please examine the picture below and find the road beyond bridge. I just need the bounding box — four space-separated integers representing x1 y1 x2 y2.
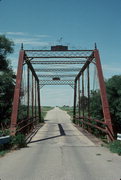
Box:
0 108 121 180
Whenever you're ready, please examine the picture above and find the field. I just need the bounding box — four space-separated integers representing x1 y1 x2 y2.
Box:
60 106 73 119
41 106 54 120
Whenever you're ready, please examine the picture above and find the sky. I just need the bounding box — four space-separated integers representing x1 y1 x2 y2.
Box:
0 0 121 106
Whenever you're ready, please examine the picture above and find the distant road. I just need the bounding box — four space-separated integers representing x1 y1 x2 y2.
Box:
0 107 121 180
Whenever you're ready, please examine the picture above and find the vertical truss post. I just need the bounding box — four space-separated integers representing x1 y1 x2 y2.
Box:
87 65 90 117
37 81 41 122
35 79 37 120
73 80 77 123
32 74 34 118
10 50 25 135
78 78 81 123
94 49 114 139
27 66 30 118
82 72 84 127
87 65 91 132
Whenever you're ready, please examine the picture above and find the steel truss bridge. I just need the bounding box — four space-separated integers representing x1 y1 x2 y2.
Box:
10 45 114 141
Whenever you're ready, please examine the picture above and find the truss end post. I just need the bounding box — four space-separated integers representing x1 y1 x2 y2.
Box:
10 125 16 136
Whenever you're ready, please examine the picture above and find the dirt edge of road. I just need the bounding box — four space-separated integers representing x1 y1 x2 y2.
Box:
74 124 105 146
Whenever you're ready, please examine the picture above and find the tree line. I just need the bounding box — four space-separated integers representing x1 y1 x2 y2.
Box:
0 35 15 130
90 75 121 135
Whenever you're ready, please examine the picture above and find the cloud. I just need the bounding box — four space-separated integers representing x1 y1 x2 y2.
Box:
0 31 28 36
103 64 121 74
6 32 28 36
0 31 50 38
13 37 49 46
34 35 50 38
0 31 51 47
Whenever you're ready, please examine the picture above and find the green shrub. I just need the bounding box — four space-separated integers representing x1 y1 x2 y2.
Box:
0 133 27 156
108 140 121 155
40 116 44 123
10 134 26 148
0 129 10 137
0 150 9 156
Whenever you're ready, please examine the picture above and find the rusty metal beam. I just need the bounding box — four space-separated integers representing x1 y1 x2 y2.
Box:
75 52 94 81
40 84 74 86
27 66 30 118
25 59 39 83
87 65 90 117
10 50 25 135
94 49 114 139
37 81 41 122
31 60 86 64
25 50 93 59
35 79 37 121
27 56 89 59
39 80 74 86
73 81 77 123
78 78 81 119
82 72 84 128
39 79 74 83
38 74 77 78
35 68 81 72
32 74 34 118
25 50 93 52
79 118 107 133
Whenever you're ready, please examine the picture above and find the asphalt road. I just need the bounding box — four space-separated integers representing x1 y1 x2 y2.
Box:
0 107 121 180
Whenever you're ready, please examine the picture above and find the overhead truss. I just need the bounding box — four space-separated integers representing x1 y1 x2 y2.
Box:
25 49 93 59
10 44 114 142
39 80 74 85
35 68 81 72
38 74 76 78
31 60 86 64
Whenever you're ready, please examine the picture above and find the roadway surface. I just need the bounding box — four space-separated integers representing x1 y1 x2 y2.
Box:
0 107 121 180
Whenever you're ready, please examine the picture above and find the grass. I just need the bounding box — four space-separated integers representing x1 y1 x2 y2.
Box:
60 106 73 119
0 107 53 157
0 150 10 157
0 133 27 157
108 140 121 155
41 106 54 119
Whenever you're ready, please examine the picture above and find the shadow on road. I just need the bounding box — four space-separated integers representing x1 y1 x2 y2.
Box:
29 124 66 144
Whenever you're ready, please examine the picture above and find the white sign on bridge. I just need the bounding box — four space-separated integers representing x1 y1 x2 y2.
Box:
117 133 121 140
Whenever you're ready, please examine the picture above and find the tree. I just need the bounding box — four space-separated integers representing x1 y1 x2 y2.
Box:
0 35 14 71
106 75 121 133
90 75 121 135
90 90 103 120
0 35 15 129
78 96 88 110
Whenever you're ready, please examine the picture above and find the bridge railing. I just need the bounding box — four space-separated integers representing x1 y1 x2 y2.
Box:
73 47 114 141
74 116 114 141
10 50 41 136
